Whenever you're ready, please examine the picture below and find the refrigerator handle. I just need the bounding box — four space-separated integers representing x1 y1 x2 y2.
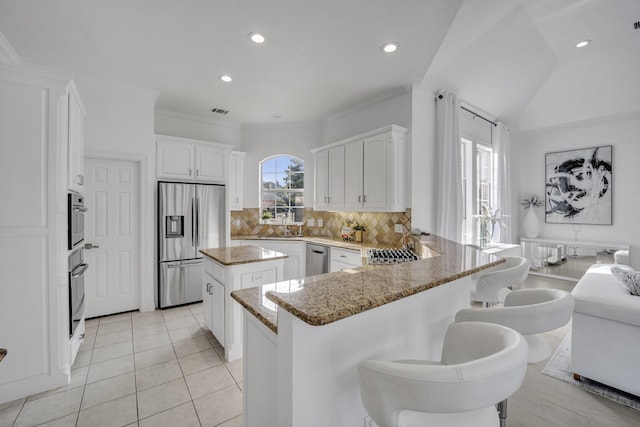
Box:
191 198 196 248
194 197 200 248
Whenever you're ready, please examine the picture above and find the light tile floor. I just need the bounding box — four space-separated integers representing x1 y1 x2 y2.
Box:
1 303 242 427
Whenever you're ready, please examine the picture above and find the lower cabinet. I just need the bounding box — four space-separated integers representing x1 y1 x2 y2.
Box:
202 256 283 361
329 247 363 272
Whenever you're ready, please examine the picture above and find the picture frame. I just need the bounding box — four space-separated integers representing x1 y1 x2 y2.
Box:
545 145 612 225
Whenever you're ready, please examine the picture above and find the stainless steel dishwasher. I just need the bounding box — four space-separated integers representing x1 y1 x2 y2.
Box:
306 243 329 276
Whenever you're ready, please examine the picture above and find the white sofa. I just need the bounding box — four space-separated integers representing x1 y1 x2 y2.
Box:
571 263 640 396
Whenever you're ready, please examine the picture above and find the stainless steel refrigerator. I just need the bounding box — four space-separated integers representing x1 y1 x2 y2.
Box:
158 181 226 308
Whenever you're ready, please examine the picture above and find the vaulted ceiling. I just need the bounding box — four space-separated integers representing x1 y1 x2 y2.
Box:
1 0 638 131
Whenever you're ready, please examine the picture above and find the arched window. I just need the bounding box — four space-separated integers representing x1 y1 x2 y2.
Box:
260 155 304 223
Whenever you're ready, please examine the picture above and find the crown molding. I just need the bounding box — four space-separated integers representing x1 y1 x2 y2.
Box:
155 108 241 130
0 32 21 66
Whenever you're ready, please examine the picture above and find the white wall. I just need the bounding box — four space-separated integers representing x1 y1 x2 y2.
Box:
511 112 640 268
154 110 241 149
410 86 437 233
322 89 412 144
241 121 322 208
76 76 158 311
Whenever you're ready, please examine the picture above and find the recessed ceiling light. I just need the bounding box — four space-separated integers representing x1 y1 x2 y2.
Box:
576 39 591 48
219 74 232 83
381 42 399 53
248 32 266 44
270 113 282 119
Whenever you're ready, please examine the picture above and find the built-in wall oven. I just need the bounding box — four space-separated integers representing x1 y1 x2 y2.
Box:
69 248 87 337
68 193 86 250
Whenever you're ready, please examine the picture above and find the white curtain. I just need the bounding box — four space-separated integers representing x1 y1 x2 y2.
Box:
436 92 463 242
491 121 512 243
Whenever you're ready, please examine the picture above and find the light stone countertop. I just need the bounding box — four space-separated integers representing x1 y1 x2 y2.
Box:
200 245 288 266
231 235 504 333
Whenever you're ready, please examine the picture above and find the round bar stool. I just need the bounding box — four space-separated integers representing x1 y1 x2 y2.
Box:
358 322 528 427
470 257 530 307
456 288 574 364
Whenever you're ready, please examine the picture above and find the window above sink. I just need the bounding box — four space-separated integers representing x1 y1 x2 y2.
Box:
260 154 305 225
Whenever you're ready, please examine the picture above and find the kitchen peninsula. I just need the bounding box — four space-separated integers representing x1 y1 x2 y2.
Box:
231 235 504 427
200 245 287 362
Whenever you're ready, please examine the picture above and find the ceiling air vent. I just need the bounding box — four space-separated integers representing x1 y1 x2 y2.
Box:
634 21 640 30
211 108 229 115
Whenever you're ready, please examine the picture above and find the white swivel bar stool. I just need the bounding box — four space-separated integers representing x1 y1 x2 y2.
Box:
469 257 530 307
358 322 528 427
456 288 574 364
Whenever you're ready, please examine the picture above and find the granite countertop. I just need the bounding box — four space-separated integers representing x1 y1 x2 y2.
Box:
231 235 504 333
200 245 288 266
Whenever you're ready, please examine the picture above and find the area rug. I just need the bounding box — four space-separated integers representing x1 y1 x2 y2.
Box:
542 333 640 411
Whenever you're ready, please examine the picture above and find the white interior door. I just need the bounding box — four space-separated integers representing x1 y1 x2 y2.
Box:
84 158 140 318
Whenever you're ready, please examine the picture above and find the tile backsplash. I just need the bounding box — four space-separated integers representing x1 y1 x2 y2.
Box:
230 208 412 246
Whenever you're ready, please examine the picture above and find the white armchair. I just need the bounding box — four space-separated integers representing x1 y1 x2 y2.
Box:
358 322 529 427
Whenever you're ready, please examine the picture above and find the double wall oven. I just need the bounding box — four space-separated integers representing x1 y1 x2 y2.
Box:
68 193 88 337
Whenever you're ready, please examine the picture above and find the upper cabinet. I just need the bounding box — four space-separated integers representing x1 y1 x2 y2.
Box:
313 145 345 210
312 125 408 212
68 83 86 193
156 135 232 183
229 151 246 211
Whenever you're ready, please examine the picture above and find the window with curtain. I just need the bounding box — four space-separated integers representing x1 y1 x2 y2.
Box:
259 155 304 223
461 137 496 245
460 109 497 246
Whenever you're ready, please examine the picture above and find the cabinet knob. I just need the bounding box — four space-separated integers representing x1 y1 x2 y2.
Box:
196 169 200 176
189 168 192 176
206 283 212 294
78 174 84 186
363 195 367 203
358 195 361 203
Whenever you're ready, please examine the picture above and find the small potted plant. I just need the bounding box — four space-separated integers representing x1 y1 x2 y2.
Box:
474 204 503 248
261 210 273 222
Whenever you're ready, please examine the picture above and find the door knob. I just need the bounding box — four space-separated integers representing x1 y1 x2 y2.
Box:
84 243 100 250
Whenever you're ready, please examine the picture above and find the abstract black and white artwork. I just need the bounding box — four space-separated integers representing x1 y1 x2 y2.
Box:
545 145 612 225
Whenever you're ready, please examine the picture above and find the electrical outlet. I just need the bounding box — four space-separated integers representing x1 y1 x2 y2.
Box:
317 219 323 227
394 223 403 233
307 218 315 227
235 219 241 227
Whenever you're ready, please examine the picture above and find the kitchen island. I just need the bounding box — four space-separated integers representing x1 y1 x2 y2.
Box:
200 245 287 362
231 235 504 427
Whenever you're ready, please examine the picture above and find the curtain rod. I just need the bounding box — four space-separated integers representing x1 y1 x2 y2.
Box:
460 106 497 127
436 95 497 127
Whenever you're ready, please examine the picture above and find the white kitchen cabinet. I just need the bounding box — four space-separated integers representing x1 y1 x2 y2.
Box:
67 83 85 193
313 149 329 210
0 65 79 403
210 280 225 345
202 275 213 328
313 146 345 211
229 151 246 211
329 247 362 272
202 255 283 361
236 240 306 280
156 134 232 183
312 125 407 212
